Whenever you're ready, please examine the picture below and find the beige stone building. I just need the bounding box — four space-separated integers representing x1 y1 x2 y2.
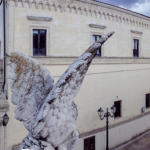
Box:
1 0 150 149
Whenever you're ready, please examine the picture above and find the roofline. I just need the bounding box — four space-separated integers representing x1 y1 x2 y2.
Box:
93 0 150 18
77 0 150 21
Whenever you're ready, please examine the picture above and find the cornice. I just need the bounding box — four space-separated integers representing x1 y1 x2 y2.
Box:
7 56 150 66
6 0 150 30
79 0 150 21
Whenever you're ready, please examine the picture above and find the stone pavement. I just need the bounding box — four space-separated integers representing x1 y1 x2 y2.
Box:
113 130 150 150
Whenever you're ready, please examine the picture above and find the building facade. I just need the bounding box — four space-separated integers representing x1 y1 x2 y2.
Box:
1 0 150 149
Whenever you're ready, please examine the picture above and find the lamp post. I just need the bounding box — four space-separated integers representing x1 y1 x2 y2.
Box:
97 106 116 150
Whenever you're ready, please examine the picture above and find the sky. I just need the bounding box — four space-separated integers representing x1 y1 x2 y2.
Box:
97 0 150 17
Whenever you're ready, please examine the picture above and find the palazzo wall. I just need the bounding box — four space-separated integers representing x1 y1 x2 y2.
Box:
4 0 150 149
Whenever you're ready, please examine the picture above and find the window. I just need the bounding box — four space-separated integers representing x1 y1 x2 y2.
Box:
33 29 46 56
84 136 95 150
146 94 150 108
92 35 102 56
114 100 121 118
133 39 139 57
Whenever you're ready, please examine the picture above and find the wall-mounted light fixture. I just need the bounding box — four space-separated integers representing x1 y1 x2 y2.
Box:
3 113 9 126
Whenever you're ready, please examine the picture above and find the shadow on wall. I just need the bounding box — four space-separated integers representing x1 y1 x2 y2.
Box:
12 145 19 150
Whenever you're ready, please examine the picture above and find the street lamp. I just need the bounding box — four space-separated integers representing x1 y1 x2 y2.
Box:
3 113 9 126
97 105 116 150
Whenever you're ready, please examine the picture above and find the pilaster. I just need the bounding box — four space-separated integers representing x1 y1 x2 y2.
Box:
0 94 9 150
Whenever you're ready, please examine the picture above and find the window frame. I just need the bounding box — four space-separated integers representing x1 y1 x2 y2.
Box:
114 100 122 118
33 29 47 56
92 35 102 57
84 136 95 150
131 36 141 58
90 31 104 57
30 25 49 56
133 39 139 57
146 94 150 108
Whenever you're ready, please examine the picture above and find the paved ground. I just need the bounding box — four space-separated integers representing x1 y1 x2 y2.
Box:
113 130 150 150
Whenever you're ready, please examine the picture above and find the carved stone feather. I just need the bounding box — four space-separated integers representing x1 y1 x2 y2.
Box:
10 32 114 150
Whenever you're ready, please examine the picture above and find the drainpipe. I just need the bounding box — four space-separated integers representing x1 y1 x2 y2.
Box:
1 0 6 93
0 0 2 5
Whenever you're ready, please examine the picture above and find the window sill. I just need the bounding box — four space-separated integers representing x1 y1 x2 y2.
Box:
133 57 139 58
33 55 47 57
114 116 121 119
32 55 78 58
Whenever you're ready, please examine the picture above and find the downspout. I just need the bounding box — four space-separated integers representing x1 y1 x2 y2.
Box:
2 0 6 93
0 0 2 5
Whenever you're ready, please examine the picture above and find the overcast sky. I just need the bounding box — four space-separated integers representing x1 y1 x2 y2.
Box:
97 0 150 17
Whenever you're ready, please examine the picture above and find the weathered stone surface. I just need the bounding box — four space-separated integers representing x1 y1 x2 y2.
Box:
10 32 114 150
131 30 143 35
0 94 9 111
89 24 107 29
27 16 53 22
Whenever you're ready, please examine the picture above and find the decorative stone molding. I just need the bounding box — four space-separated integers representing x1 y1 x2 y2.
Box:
27 16 53 22
7 0 150 30
29 56 150 66
79 110 150 138
131 30 143 35
89 24 106 29
0 94 9 112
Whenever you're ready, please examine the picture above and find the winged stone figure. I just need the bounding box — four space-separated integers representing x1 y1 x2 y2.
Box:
10 31 114 150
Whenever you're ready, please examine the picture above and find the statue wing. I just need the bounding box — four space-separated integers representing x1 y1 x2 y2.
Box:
38 32 114 121
30 32 114 148
10 32 114 150
10 51 54 131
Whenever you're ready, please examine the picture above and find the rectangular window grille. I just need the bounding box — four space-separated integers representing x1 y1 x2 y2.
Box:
84 136 95 150
114 100 121 118
33 29 46 56
133 39 139 57
92 35 102 56
146 94 150 108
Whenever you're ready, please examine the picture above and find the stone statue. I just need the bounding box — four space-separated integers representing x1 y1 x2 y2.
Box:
10 32 114 150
